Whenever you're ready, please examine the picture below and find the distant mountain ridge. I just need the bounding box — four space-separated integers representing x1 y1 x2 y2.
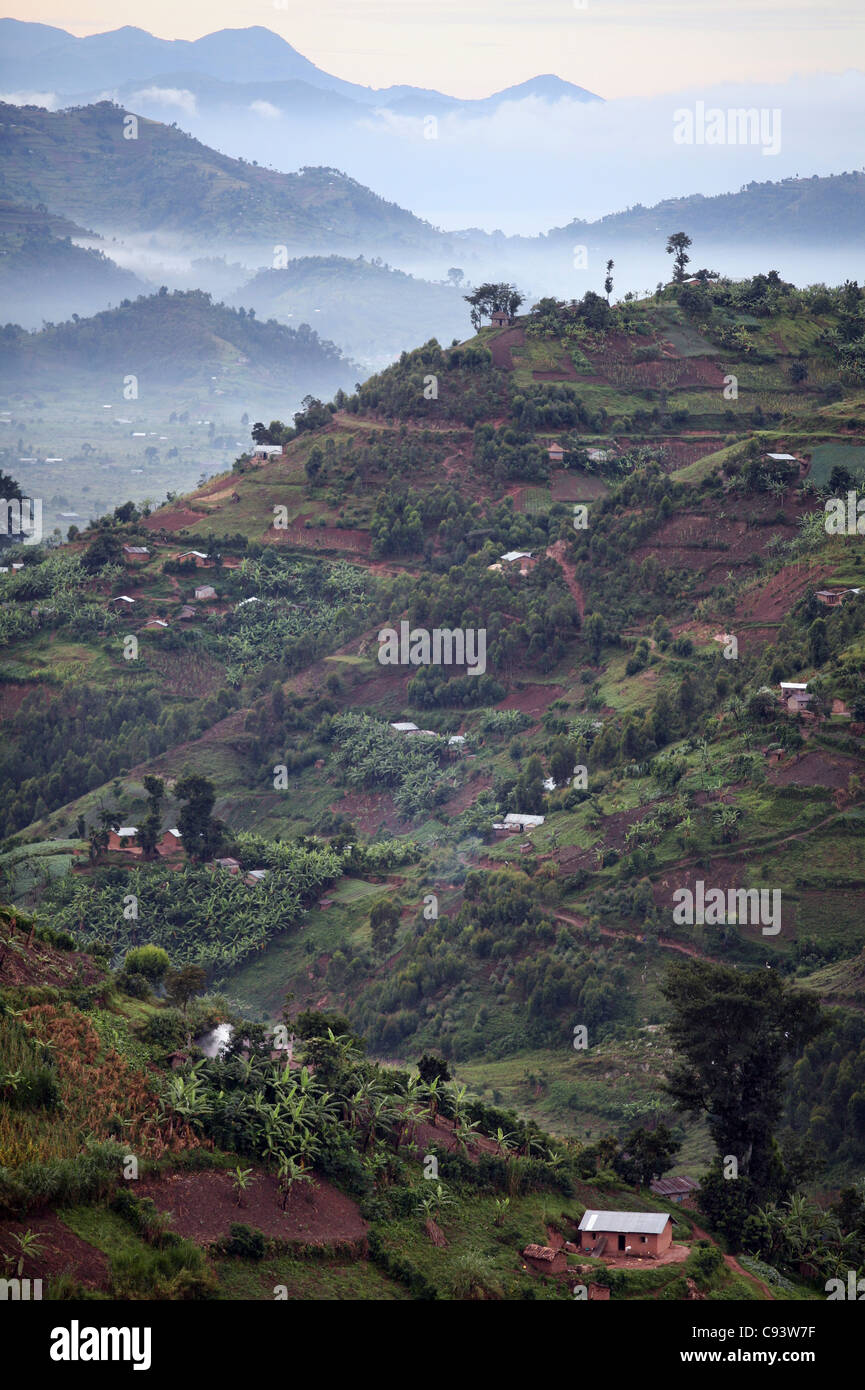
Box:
0 287 358 395
0 20 602 110
0 197 149 327
552 171 865 246
0 101 446 254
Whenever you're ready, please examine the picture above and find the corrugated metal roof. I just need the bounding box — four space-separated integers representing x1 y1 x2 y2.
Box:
650 1176 699 1196
578 1210 671 1235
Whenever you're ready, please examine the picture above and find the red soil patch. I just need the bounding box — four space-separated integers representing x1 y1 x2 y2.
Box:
411 1115 500 1159
631 494 805 596
0 931 104 990
620 436 725 471
489 327 525 370
768 749 860 789
533 363 579 381
267 520 372 554
546 539 586 619
329 789 406 835
736 562 837 626
137 1168 367 1248
441 775 493 817
498 683 565 714
144 507 208 533
651 862 796 941
0 1211 110 1291
550 471 608 502
0 682 47 719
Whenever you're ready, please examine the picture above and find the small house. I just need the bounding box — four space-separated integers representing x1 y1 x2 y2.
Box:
175 550 210 567
500 550 533 565
143 618 169 630
816 589 851 607
761 744 784 763
779 681 812 712
390 721 419 733
587 448 612 464
502 812 545 832
158 829 182 856
251 444 284 461
547 443 565 464
194 585 217 601
214 856 241 874
122 545 150 563
500 550 536 575
588 1283 611 1300
522 1244 566 1275
765 453 798 463
650 1175 700 1204
110 595 136 608
492 822 520 837
245 868 269 886
178 605 197 620
490 309 510 328
108 827 138 851
578 1210 673 1258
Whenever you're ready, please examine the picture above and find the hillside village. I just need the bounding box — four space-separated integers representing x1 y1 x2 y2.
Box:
2 270 865 1304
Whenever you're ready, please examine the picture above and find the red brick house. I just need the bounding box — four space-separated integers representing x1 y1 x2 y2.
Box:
578 1210 673 1258
108 827 138 852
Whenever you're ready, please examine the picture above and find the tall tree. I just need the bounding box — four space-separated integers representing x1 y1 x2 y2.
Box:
662 961 825 1201
137 774 165 859
173 774 225 862
665 232 693 283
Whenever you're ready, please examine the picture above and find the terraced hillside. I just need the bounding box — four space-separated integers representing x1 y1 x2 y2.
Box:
3 271 865 1300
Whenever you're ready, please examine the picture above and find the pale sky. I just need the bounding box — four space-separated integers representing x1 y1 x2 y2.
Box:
9 0 865 98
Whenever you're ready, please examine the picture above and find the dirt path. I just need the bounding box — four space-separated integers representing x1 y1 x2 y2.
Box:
688 1220 775 1300
546 539 586 619
554 911 716 962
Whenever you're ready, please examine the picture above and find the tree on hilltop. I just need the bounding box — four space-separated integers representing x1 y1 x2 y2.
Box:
665 232 693 283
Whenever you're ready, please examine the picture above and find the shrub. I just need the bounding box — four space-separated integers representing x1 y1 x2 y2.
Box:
140 1010 186 1048
219 1223 267 1259
115 970 151 1000
123 945 170 983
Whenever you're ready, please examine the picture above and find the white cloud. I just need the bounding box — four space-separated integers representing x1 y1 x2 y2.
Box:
128 87 198 116
0 91 59 110
249 100 282 119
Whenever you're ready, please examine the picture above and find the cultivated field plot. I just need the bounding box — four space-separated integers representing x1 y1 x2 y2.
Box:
808 443 865 487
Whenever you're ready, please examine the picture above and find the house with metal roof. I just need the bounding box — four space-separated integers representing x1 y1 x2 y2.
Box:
577 1209 674 1258
503 812 545 830
650 1175 700 1203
